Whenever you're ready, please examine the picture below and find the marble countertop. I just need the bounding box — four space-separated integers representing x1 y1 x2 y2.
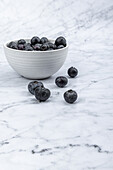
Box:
0 0 113 169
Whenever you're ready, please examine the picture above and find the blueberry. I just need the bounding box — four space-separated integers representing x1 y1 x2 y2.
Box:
55 76 68 88
48 43 57 49
31 36 40 45
8 41 14 47
25 43 31 47
40 37 48 44
18 39 26 45
57 45 64 49
43 42 56 50
64 90 77 104
55 36 66 47
40 44 48 51
25 43 33 50
68 67 78 78
53 44 57 49
47 42 53 47
43 42 50 48
35 87 51 102
25 45 33 51
8 41 17 49
28 81 44 95
33 44 41 51
47 48 53 51
17 44 25 50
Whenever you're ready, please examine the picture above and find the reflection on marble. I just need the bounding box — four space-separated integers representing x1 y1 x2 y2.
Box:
0 0 113 169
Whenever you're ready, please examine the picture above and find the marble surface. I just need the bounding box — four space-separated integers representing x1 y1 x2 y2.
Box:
0 0 113 169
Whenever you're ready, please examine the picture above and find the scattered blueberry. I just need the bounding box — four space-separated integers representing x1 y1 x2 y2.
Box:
28 81 44 95
40 37 48 44
35 87 51 102
55 76 68 88
68 67 78 78
55 36 66 47
64 90 77 104
31 36 40 45
18 39 26 45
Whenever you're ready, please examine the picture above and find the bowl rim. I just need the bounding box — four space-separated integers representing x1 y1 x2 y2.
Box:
4 39 68 53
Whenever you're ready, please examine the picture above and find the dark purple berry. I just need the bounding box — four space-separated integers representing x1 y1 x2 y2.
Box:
28 81 44 95
35 87 51 102
40 44 48 51
47 43 53 48
17 44 25 50
40 37 48 44
8 41 17 49
31 36 40 45
48 43 57 49
43 42 50 48
18 39 26 45
55 76 68 88
53 44 57 49
68 67 78 78
47 48 53 51
55 36 66 47
64 90 77 104
25 43 31 46
33 44 42 51
25 45 33 51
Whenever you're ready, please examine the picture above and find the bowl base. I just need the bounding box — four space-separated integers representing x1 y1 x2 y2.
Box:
21 75 51 80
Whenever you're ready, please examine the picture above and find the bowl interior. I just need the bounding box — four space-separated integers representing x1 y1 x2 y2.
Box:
5 39 68 53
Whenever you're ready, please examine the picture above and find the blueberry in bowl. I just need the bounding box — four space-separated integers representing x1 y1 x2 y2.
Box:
4 36 68 79
40 37 48 44
18 39 26 45
32 44 42 51
57 45 64 49
8 41 17 49
17 44 25 50
31 36 40 45
55 36 66 47
6 36 67 52
40 44 48 51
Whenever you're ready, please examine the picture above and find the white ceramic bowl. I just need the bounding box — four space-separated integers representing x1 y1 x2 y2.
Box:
4 39 68 79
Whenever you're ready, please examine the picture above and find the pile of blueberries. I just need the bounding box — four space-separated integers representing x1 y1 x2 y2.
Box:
7 36 66 51
28 67 78 104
